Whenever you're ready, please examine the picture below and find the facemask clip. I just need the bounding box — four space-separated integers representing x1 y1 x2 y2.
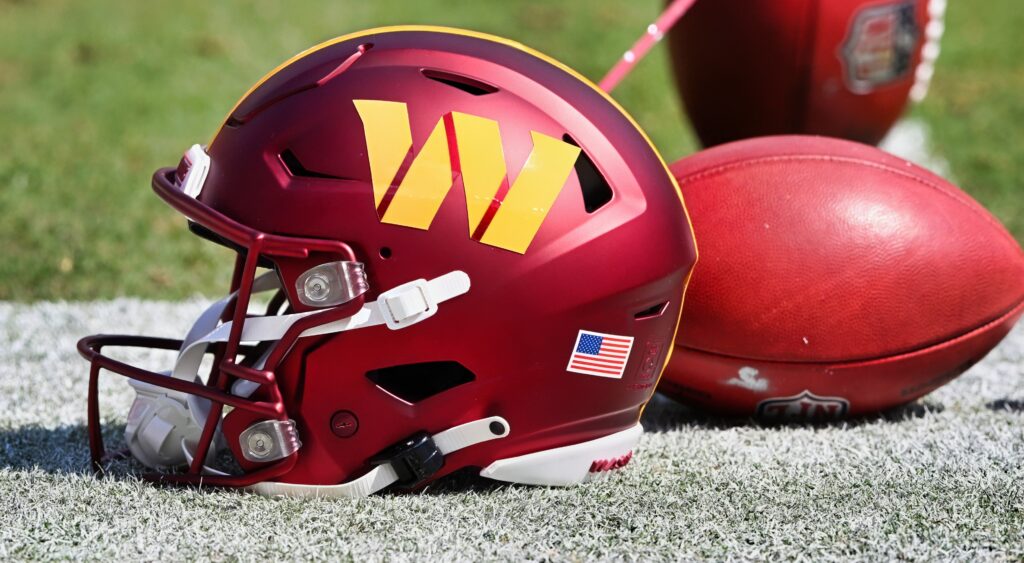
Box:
295 261 369 308
239 419 302 463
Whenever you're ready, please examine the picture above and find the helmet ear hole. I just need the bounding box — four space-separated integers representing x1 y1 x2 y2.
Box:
379 247 393 260
367 362 475 403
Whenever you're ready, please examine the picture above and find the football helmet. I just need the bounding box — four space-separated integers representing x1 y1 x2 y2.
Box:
78 26 697 497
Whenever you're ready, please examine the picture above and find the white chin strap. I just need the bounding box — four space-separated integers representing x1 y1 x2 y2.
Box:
173 270 471 426
248 415 510 499
123 270 476 488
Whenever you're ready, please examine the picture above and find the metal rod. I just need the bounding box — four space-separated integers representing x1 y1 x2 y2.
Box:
599 0 697 93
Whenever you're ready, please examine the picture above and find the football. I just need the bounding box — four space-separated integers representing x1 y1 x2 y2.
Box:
667 0 943 146
662 136 1024 420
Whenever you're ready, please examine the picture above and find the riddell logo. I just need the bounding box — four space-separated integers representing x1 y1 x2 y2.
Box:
756 391 850 421
589 451 633 473
354 100 582 254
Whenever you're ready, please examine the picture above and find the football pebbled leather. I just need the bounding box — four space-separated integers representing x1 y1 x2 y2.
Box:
662 136 1024 419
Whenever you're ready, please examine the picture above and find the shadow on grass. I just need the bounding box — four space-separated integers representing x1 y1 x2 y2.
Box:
0 394 950 496
0 422 172 485
640 392 945 433
0 423 98 475
0 422 512 496
411 467 513 496
986 398 1024 413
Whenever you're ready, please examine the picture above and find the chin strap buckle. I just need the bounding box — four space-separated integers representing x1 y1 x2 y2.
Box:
245 415 509 498
377 271 470 330
369 432 444 487
379 280 436 329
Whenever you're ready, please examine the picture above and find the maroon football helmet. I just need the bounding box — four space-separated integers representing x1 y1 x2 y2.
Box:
78 26 697 497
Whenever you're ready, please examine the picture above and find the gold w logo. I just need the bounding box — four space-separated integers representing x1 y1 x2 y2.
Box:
354 100 581 254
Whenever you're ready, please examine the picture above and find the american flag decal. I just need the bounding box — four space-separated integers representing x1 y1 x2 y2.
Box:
567 330 635 379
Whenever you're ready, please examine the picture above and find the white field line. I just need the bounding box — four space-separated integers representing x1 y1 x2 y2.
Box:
879 117 953 179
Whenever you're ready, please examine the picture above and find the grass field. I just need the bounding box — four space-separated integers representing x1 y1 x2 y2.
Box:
1 1 1023 560
0 0 1022 301
1 300 1022 560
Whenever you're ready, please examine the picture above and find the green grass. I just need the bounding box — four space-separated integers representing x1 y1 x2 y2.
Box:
916 0 1024 241
0 0 1020 301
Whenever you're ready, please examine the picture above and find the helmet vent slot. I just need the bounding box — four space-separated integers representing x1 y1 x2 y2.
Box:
421 69 498 96
366 361 475 403
634 301 669 320
279 149 349 180
562 135 613 213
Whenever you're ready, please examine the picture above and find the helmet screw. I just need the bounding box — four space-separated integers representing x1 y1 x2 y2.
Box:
303 273 332 302
246 431 273 458
330 410 359 438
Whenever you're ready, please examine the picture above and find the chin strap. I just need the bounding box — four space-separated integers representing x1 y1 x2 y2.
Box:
174 270 471 426
247 416 510 499
123 270 471 472
181 437 230 476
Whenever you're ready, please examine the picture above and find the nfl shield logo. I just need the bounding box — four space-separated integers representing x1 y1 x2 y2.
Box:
756 391 850 421
841 2 920 93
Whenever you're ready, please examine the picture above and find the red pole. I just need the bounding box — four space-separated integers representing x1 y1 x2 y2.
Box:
599 0 698 93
